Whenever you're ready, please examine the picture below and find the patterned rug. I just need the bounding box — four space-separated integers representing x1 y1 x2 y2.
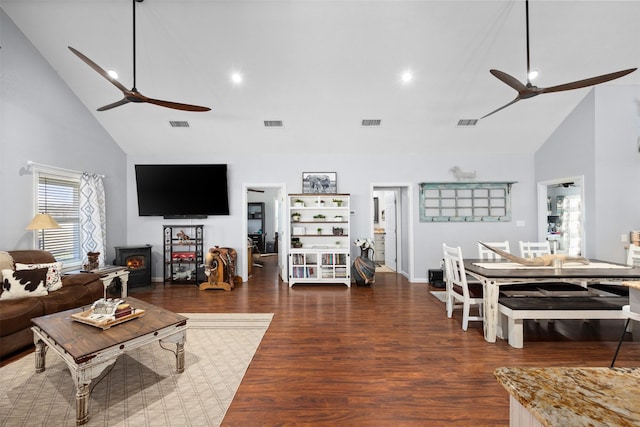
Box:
0 313 273 427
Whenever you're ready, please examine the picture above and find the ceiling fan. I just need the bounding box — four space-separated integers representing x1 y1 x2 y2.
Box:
68 0 210 112
481 0 636 119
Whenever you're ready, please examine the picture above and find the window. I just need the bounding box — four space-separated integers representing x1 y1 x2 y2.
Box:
34 168 82 268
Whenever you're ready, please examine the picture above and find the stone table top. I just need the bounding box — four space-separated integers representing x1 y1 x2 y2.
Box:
494 366 640 427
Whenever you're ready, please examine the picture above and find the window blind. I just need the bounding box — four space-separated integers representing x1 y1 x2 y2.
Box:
37 173 81 264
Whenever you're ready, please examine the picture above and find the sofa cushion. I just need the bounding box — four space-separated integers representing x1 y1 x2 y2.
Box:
41 282 103 314
0 297 44 337
16 262 63 292
9 250 56 265
1 268 49 300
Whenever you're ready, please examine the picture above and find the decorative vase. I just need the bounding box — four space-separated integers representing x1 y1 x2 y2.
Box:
352 247 375 286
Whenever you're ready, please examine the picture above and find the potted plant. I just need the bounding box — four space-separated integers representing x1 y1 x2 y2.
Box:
294 199 305 207
332 199 343 207
315 200 325 206
291 212 301 222
334 215 343 221
317 227 322 235
313 214 326 221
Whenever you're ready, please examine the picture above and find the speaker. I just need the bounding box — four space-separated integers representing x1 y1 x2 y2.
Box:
428 269 445 288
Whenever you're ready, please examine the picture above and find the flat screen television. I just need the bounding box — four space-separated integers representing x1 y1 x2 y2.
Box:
135 164 230 218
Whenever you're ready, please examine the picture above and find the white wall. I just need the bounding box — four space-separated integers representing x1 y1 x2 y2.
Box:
0 10 128 260
127 152 537 281
536 85 640 263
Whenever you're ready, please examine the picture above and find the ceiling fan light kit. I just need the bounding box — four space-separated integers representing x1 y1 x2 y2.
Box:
481 0 636 120
69 0 210 112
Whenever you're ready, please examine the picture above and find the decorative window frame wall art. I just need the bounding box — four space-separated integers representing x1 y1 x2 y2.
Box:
302 172 337 194
419 181 516 222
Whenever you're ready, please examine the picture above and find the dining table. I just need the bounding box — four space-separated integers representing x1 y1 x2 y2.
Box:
463 258 640 343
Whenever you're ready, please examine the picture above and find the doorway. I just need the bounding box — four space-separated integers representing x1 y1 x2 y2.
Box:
371 184 415 280
242 183 287 282
537 176 585 256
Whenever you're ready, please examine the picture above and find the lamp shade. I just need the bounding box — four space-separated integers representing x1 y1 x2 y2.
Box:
26 213 61 230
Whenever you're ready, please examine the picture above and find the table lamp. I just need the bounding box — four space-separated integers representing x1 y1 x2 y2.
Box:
26 213 61 250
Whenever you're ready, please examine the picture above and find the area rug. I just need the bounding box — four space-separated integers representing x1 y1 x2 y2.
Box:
375 264 395 273
430 290 447 303
0 313 273 427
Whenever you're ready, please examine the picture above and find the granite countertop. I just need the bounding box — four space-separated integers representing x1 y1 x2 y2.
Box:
494 366 640 427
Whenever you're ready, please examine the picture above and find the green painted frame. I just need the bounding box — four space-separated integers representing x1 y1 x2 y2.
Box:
419 181 516 222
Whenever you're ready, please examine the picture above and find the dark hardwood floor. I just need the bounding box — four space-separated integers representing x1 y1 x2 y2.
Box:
4 255 639 425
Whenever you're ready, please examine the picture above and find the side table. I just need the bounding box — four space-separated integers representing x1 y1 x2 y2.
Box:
69 266 130 298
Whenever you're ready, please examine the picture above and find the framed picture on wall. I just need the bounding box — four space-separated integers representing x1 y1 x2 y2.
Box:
302 172 337 194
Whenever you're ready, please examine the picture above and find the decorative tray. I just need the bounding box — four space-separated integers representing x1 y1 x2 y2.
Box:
71 308 145 330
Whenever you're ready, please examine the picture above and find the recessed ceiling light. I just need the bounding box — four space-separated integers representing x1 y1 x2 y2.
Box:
107 69 119 79
528 69 539 80
401 70 413 84
231 72 243 84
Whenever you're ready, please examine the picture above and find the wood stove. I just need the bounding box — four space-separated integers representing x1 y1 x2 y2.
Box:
114 245 152 288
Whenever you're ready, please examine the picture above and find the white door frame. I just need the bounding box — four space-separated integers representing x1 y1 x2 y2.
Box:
241 183 287 282
370 183 415 281
536 175 585 256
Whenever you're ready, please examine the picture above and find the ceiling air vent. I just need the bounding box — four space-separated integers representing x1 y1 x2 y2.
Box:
457 119 478 127
264 120 284 128
361 119 382 127
169 121 190 128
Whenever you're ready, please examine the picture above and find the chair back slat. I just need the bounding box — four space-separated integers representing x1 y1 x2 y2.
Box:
627 245 640 267
477 241 510 260
519 241 550 258
443 244 469 297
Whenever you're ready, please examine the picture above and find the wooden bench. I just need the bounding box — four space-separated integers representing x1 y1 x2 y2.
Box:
498 296 629 348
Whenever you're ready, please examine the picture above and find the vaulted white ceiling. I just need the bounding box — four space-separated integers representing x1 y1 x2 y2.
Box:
2 0 639 156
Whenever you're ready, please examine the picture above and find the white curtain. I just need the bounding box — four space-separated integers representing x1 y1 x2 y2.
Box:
80 173 107 267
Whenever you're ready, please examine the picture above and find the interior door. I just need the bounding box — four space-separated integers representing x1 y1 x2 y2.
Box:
384 191 397 271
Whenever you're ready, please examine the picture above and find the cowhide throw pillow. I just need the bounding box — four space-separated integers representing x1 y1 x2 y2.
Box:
1 268 49 300
0 251 14 283
15 262 63 292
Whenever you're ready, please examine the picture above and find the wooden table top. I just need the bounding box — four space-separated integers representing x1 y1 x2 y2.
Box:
464 259 640 280
31 297 187 363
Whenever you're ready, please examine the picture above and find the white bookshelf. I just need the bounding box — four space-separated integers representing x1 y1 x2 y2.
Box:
288 194 351 287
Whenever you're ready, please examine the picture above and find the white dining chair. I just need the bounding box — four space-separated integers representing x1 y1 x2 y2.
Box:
443 244 483 331
481 241 544 297
478 241 510 260
519 241 551 258
627 245 640 267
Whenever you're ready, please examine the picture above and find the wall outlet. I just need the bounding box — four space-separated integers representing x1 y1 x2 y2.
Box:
516 220 525 227
621 234 628 243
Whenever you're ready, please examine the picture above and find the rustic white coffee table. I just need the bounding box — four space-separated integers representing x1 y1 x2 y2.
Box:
31 297 187 425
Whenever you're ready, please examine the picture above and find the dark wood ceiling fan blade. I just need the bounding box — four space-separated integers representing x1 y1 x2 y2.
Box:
68 46 129 93
97 98 131 111
248 189 265 193
143 97 211 112
540 68 637 94
69 0 211 113
480 97 521 120
490 69 528 93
